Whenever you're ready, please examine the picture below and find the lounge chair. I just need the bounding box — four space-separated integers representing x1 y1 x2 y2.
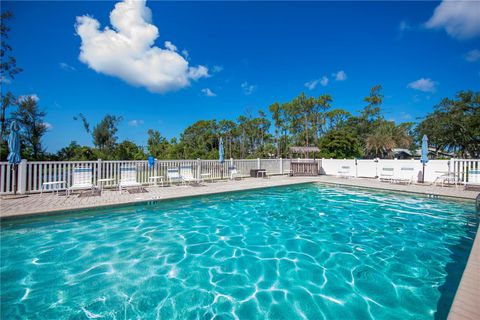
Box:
67 167 95 196
167 168 183 186
394 167 415 184
379 167 395 182
119 166 142 192
229 166 241 180
337 165 353 178
180 166 200 185
434 171 459 187
465 170 480 190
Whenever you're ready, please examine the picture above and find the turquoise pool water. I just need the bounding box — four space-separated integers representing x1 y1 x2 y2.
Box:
1 184 478 319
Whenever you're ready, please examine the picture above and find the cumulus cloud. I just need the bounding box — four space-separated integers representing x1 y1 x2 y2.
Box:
241 82 257 95
333 70 347 81
43 122 53 130
305 76 329 90
18 94 40 102
128 119 144 127
201 88 216 97
75 0 209 93
425 0 480 40
59 62 76 71
464 49 480 62
407 78 437 93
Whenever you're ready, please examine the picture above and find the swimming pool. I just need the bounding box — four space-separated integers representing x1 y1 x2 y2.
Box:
1 183 477 319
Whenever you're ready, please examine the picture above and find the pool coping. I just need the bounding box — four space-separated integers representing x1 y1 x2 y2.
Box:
447 224 480 320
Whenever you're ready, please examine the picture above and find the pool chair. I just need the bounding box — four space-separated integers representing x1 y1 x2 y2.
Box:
378 167 395 182
167 168 184 186
67 167 95 196
229 166 242 180
337 165 353 178
394 167 415 184
119 166 142 192
465 170 480 190
180 166 200 185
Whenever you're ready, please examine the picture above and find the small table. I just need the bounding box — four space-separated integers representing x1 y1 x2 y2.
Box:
256 170 267 178
200 173 213 183
41 181 66 195
148 176 164 187
97 178 115 193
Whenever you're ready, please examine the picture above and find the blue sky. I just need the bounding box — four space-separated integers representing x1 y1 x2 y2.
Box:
2 0 479 152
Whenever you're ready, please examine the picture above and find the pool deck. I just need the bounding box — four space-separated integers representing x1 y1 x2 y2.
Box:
1 175 479 318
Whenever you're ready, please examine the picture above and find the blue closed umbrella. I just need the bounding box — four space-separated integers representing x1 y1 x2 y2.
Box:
218 137 224 164
7 121 21 165
219 137 224 179
7 121 21 194
420 135 428 182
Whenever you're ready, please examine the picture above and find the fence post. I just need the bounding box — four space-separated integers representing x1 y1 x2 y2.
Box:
230 158 234 167
280 157 283 174
257 158 260 169
197 158 201 180
355 158 358 178
97 159 102 184
17 159 27 194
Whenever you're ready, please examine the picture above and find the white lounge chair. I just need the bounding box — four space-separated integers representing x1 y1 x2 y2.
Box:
180 166 200 185
465 170 480 190
119 166 142 192
379 167 395 182
229 166 241 180
167 168 183 185
337 165 353 178
394 167 415 184
67 167 95 196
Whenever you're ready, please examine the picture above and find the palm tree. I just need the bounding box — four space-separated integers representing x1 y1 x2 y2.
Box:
365 122 412 158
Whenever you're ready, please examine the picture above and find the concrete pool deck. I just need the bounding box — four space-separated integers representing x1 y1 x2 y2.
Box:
1 175 479 319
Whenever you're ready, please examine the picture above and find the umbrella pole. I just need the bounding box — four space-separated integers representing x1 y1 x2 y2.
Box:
13 164 17 195
422 163 425 183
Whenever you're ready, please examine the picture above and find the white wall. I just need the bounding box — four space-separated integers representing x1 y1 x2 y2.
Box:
320 158 451 183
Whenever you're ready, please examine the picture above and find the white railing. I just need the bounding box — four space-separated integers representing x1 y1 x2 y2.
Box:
452 158 480 184
1 158 478 194
0 158 286 194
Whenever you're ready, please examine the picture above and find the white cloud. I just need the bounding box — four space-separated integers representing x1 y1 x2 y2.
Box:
464 49 480 62
425 0 480 40
212 65 223 73
333 70 347 81
43 122 53 130
201 88 216 97
399 20 412 32
241 82 257 95
75 0 209 94
407 78 437 93
128 119 144 127
305 76 329 90
59 62 76 71
181 49 189 60
18 94 40 102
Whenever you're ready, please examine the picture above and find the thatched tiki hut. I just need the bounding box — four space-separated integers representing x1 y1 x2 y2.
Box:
289 146 320 176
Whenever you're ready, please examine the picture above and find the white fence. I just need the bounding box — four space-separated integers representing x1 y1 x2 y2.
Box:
319 158 479 184
0 158 286 194
0 158 478 194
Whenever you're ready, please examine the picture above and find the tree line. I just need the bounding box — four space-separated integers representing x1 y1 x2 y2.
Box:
1 12 479 161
